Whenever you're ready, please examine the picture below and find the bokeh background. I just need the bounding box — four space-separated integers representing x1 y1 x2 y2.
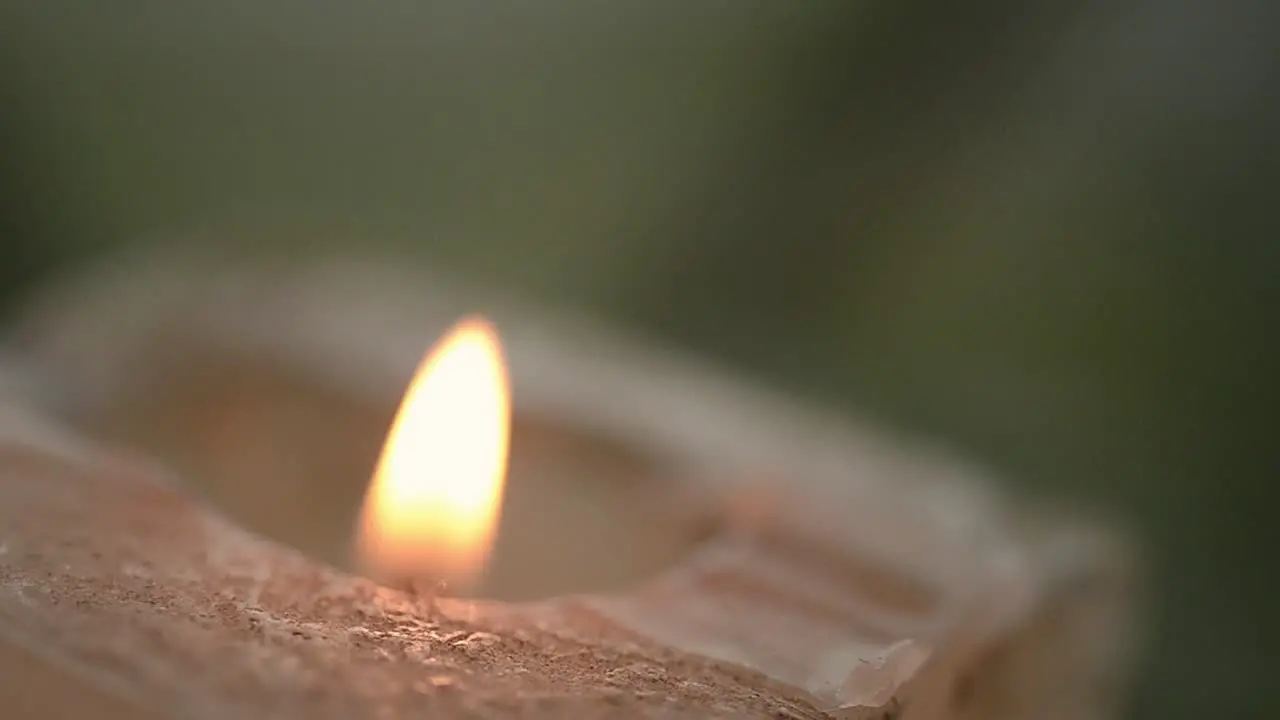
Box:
2 3 1276 717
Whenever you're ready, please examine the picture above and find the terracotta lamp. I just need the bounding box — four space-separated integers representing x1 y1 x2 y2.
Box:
0 249 1138 718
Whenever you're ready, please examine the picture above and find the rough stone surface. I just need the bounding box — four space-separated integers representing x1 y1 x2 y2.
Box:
0 411 824 719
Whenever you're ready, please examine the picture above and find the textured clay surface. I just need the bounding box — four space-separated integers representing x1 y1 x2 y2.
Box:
0 414 825 720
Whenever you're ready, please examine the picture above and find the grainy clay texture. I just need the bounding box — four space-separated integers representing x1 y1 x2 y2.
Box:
0 404 1137 720
0 409 825 720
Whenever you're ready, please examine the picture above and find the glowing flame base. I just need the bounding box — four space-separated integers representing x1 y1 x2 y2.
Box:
355 316 511 592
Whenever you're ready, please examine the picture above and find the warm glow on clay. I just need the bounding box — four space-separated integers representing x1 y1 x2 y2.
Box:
356 315 511 591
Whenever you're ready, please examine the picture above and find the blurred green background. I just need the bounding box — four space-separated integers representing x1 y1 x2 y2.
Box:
2 2 1276 717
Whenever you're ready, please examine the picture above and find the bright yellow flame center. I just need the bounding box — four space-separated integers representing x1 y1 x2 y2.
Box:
355 315 511 590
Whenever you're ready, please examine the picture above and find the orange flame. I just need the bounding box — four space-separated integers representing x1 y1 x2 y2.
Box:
355 315 511 591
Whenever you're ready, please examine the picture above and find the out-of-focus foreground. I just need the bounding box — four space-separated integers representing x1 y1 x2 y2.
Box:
2 3 1276 718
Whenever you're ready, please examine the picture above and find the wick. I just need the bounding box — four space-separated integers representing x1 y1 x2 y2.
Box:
397 577 450 615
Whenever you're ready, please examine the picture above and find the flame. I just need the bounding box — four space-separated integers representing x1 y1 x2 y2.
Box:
355 315 511 591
